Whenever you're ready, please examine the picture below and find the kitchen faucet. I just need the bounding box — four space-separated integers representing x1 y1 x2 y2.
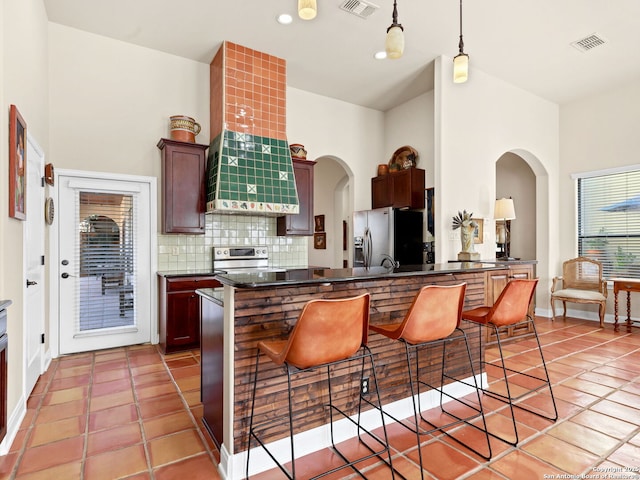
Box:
380 254 399 268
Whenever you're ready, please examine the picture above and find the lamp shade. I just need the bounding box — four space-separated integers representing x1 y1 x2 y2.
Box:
385 26 405 59
494 198 516 220
453 53 469 83
298 0 317 20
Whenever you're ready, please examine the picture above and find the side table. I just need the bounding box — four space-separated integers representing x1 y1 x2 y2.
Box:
612 278 640 332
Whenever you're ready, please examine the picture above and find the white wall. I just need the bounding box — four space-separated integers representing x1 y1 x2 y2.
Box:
48 23 210 226
1 0 49 450
384 91 435 189
286 87 385 213
435 56 560 308
560 80 640 320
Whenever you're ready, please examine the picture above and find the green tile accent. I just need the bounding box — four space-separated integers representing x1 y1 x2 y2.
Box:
206 129 300 214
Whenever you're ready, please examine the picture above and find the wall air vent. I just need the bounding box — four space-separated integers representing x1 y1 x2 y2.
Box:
571 33 606 53
339 0 379 19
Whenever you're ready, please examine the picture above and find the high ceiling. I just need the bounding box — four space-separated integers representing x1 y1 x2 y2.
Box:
43 0 640 111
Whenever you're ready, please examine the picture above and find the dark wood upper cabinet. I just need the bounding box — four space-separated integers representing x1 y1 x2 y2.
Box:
277 158 316 236
371 167 425 209
158 138 209 234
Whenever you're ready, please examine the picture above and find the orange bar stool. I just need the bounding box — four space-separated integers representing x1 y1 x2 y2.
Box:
461 278 558 446
370 283 492 476
246 293 394 479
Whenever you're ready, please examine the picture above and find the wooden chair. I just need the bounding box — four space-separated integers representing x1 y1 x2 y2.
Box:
550 257 608 327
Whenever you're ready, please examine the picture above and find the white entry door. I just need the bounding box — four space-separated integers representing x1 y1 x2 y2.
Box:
57 173 153 354
24 133 45 395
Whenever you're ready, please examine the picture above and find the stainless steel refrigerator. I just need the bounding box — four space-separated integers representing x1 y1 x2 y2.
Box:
353 207 423 268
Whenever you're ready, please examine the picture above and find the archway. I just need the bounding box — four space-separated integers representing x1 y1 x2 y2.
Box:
496 149 552 311
308 156 352 268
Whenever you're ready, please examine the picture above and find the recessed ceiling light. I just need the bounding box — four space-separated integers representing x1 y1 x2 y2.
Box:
277 13 293 25
374 51 387 60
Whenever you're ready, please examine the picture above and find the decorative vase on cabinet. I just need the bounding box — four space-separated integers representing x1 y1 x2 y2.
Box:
277 159 316 236
157 138 209 234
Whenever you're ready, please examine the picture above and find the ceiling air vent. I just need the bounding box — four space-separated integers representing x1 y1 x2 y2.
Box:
571 33 606 53
339 0 379 19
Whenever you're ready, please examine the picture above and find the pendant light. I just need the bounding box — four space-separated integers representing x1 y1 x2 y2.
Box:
298 0 317 20
385 0 404 59
453 0 469 83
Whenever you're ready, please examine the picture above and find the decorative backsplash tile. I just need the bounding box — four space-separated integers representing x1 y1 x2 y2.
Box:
157 214 308 272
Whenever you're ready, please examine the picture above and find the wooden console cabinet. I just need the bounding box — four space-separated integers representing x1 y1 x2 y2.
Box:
158 139 209 234
158 275 220 353
372 167 425 209
277 159 316 236
484 263 536 344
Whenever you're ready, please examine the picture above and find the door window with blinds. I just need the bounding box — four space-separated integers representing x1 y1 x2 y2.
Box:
578 168 640 279
77 192 135 331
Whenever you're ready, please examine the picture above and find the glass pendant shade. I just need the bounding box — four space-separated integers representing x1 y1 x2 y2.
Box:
385 26 405 59
453 53 469 83
298 0 317 20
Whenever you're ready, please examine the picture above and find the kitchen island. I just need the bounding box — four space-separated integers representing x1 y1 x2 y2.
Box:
198 262 513 479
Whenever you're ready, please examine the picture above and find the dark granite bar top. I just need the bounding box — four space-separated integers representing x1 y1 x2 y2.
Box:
196 288 224 305
213 262 505 288
157 269 227 278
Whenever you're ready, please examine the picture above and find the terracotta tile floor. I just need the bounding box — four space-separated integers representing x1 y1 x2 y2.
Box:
2 317 640 479
0 345 220 480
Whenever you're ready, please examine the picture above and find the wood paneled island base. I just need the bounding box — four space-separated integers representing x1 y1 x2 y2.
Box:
199 263 519 479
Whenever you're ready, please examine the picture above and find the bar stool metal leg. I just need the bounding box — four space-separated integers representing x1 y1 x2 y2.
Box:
245 293 395 479
369 284 492 480
463 279 558 447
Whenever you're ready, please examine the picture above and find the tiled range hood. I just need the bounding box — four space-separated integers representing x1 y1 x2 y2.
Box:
206 41 299 215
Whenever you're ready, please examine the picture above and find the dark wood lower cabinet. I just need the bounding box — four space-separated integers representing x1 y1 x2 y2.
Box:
158 275 221 354
200 297 224 448
0 300 9 444
0 334 7 443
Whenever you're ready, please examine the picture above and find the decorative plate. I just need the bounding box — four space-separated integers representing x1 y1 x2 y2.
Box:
389 145 419 170
45 197 55 225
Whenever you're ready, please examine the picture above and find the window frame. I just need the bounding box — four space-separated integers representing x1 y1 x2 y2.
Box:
573 165 640 281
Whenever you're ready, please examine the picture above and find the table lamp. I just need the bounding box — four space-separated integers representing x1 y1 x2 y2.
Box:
495 198 516 259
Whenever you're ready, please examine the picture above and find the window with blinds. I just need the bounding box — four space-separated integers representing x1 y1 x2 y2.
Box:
77 192 136 333
578 169 640 280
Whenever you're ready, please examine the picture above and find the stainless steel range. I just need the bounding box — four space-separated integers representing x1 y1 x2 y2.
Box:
213 246 285 273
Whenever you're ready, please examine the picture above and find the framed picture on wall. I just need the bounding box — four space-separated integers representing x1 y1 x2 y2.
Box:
314 214 325 232
9 105 27 220
314 232 326 249
472 218 484 244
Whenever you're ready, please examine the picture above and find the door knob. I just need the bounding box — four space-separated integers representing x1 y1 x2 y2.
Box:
61 259 69 266
26 279 38 287
61 272 70 279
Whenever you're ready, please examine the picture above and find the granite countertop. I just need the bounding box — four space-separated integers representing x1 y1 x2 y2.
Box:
157 269 226 277
196 288 224 305
213 262 504 288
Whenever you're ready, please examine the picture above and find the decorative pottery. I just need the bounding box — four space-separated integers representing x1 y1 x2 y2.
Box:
389 163 401 172
170 115 201 143
289 143 307 159
388 145 419 170
377 164 389 176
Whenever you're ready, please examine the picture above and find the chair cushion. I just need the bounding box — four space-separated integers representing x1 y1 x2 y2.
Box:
551 288 606 302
